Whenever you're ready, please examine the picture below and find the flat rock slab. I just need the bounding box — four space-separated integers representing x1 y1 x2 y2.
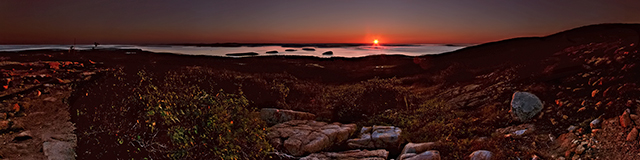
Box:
300 149 389 160
400 150 441 160
398 142 440 160
347 125 402 150
43 140 76 160
261 108 316 126
267 120 356 156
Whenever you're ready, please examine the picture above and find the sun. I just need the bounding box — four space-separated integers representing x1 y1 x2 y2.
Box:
373 39 379 44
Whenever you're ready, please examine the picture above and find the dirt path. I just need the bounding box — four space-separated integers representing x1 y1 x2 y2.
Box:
0 59 100 159
0 84 77 159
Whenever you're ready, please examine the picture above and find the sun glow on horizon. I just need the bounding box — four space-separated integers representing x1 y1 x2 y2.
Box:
373 39 379 44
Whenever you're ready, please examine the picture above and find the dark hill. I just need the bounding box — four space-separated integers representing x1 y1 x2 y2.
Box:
411 23 639 84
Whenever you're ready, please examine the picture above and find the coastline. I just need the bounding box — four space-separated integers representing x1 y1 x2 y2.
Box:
0 44 467 58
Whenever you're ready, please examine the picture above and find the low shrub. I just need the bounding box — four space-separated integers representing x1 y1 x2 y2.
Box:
135 70 272 159
321 78 410 123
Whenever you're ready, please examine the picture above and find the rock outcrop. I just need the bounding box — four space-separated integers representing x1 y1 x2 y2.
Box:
400 150 441 160
347 126 402 150
397 142 440 160
300 149 389 160
261 108 316 126
510 92 543 122
322 51 333 55
267 120 357 156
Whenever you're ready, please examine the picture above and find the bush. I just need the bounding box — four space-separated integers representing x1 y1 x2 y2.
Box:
320 78 410 123
366 98 499 159
135 71 272 159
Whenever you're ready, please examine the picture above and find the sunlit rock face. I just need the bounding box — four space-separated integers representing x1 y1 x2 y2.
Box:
397 142 441 160
266 120 357 156
347 126 403 150
400 150 441 160
300 149 389 160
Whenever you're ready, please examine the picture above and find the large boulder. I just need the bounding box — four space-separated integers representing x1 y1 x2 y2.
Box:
261 108 316 126
469 150 493 160
399 150 441 160
397 142 440 160
300 149 389 160
510 92 543 122
347 126 402 150
267 120 357 156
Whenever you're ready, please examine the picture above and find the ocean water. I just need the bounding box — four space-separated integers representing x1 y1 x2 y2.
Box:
0 44 466 58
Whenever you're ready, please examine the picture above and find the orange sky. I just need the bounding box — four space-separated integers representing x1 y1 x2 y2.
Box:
1 0 640 44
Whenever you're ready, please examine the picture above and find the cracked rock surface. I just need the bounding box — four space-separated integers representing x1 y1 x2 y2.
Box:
347 125 402 150
300 149 389 160
267 120 357 156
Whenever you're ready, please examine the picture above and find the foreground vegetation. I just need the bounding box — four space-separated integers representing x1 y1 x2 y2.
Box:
134 70 272 159
73 65 511 159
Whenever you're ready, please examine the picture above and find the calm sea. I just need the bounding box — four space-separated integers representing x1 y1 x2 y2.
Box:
0 44 466 58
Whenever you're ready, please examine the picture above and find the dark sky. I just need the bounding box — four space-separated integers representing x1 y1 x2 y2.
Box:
1 0 640 44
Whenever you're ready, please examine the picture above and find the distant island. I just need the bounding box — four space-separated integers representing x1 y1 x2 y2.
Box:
165 43 424 48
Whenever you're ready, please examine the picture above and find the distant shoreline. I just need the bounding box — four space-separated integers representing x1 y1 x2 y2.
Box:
156 43 474 48
0 44 467 58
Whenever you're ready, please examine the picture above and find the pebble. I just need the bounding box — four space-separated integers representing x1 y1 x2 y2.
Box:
576 145 586 154
590 118 602 129
44 97 57 102
627 128 638 141
532 154 542 160
0 120 10 130
567 125 578 132
572 154 580 160
620 109 632 128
